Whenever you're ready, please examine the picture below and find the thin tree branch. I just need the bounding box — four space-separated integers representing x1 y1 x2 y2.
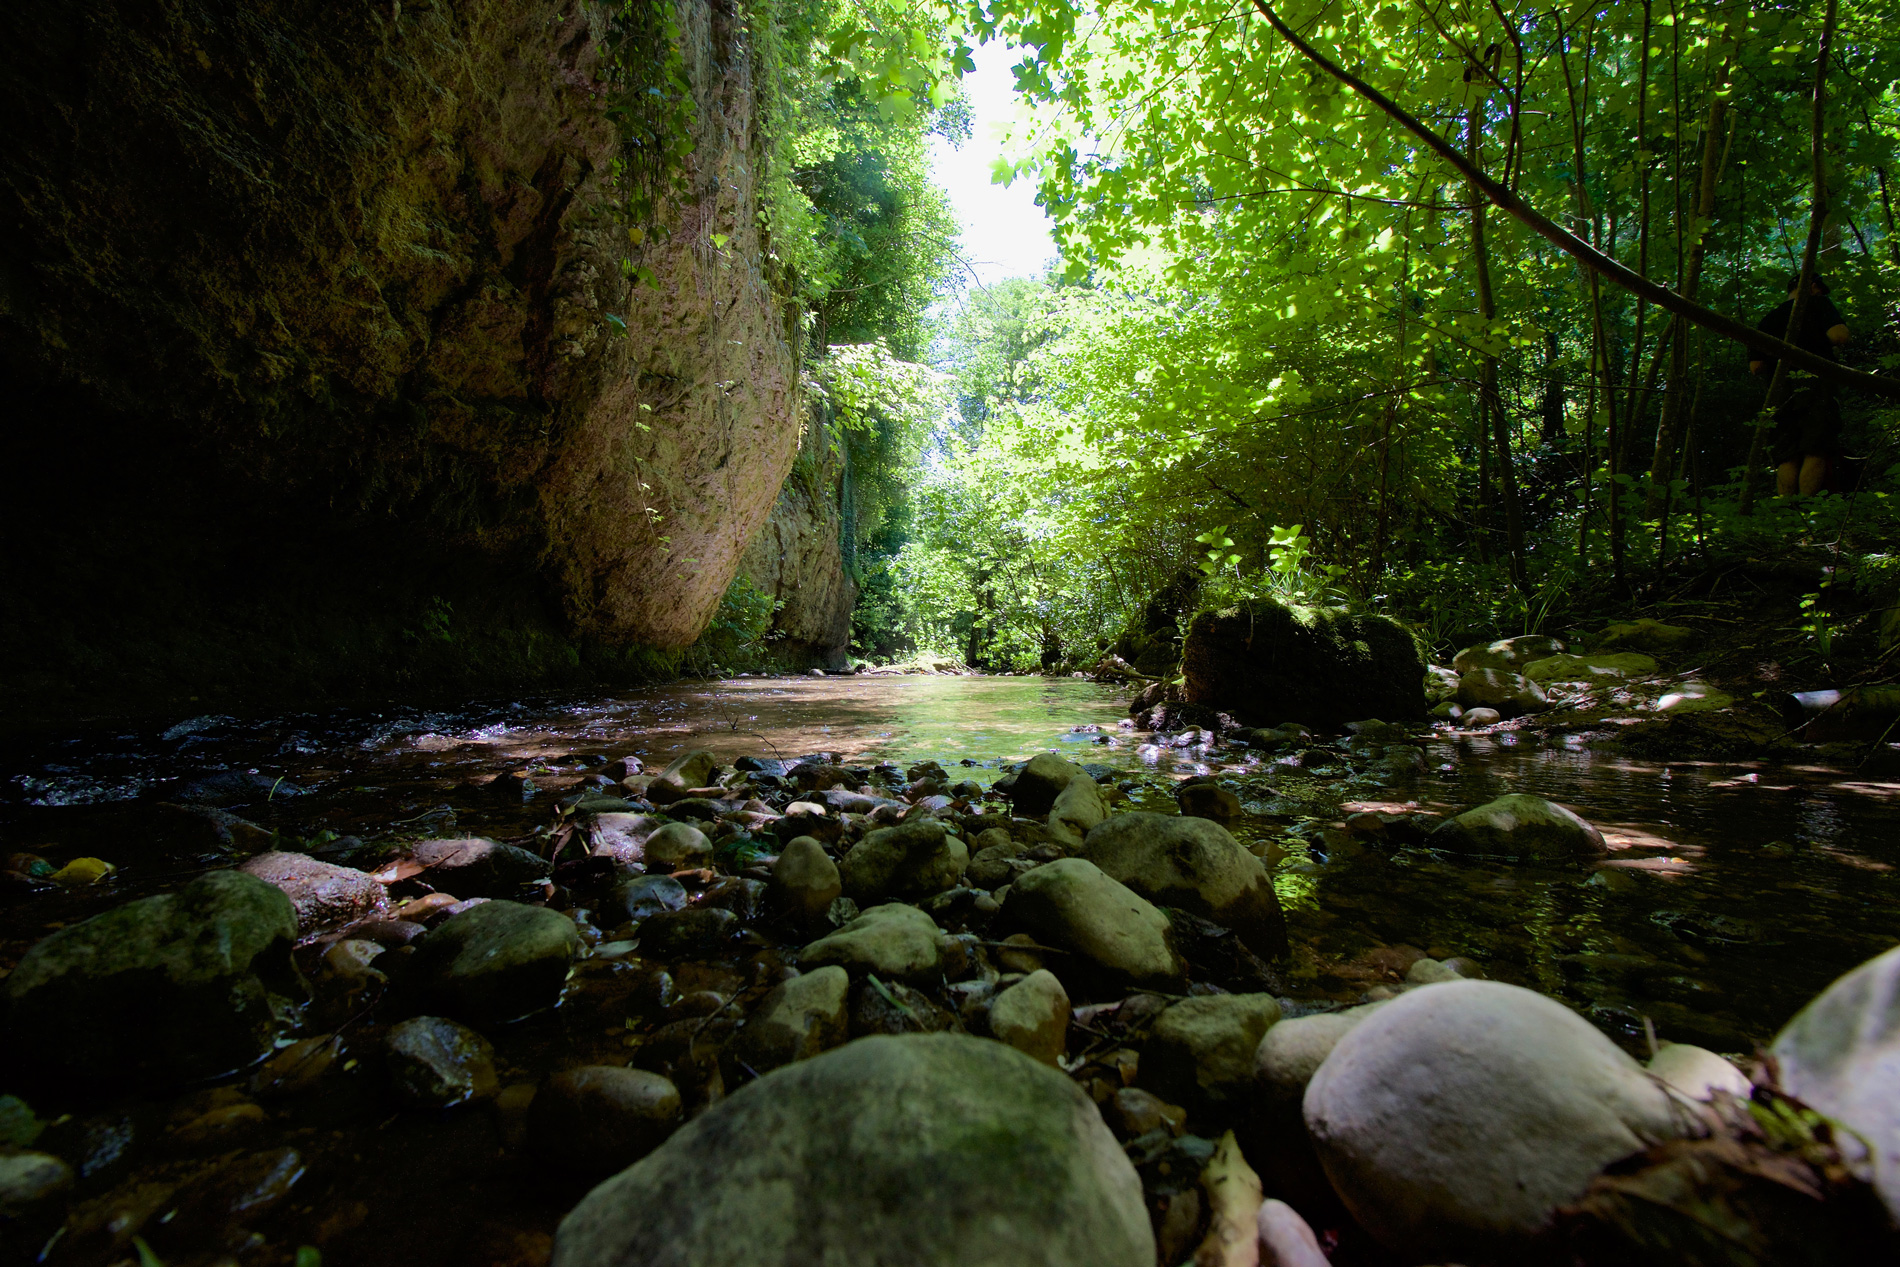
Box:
1247 0 1900 398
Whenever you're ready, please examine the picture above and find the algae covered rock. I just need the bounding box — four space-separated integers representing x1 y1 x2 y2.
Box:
1452 635 1565 674
1521 652 1658 683
1138 993 1281 1112
1047 774 1108 848
839 820 968 903
989 969 1071 1066
999 753 1086 817
1080 812 1287 959
1304 980 1682 1258
731 966 851 1072
3 870 300 1088
550 1033 1153 1267
766 835 842 922
1595 618 1693 652
1181 600 1425 729
1427 793 1605 861
799 903 946 981
648 751 719 805
1002 859 1184 988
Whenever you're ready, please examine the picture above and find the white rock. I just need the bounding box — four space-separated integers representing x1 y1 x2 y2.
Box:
1772 943 1900 1220
1257 1199 1328 1267
1646 1042 1750 1103
1303 980 1683 1258
1254 1005 1384 1108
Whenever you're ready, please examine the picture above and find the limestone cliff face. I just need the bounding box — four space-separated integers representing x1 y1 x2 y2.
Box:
740 407 858 668
0 0 799 678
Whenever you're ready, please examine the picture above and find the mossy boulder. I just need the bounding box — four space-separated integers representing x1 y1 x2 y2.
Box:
2 871 301 1089
551 1033 1153 1267
1181 601 1425 729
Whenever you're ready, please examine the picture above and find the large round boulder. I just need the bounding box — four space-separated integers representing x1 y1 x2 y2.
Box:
3 870 300 1089
1303 980 1681 1258
1772 943 1900 1220
550 1033 1153 1267
1080 813 1287 959
1426 794 1605 862
1180 600 1425 729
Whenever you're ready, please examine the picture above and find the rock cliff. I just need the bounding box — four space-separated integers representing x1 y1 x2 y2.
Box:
739 406 857 669
0 0 802 709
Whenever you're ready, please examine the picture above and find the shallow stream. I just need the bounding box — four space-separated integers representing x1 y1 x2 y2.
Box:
3 675 1897 1263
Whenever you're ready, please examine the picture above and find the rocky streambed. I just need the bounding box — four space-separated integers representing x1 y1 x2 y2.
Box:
1 675 1898 1265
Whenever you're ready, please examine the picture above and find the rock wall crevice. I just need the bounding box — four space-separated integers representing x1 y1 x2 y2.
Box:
739 405 857 669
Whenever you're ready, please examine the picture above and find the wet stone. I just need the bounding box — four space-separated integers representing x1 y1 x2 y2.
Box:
616 873 689 922
152 1147 306 1252
385 1016 499 1107
0 1151 72 1221
528 1066 681 1174
407 900 582 1026
638 908 739 960
238 850 389 933
411 837 553 898
850 975 957 1037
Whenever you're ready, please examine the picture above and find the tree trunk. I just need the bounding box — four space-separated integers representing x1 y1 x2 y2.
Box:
1646 61 1737 514
1469 97 1527 589
1739 0 1839 513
